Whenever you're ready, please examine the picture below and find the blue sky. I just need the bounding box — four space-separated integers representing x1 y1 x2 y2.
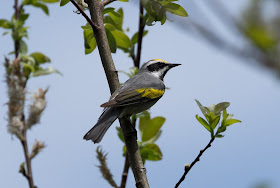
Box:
1 1 280 188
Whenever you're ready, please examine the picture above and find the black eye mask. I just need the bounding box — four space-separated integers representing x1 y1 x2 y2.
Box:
147 62 167 72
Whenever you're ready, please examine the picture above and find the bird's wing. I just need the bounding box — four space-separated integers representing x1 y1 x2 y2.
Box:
100 88 164 107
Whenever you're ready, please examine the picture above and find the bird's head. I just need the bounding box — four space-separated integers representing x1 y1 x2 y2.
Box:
139 59 181 80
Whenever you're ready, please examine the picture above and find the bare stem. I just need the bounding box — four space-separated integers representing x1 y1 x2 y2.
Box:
70 0 99 31
14 0 20 58
120 153 130 188
101 0 117 6
135 1 145 68
175 136 216 188
21 129 35 188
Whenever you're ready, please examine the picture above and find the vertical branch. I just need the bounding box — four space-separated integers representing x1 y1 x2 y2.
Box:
85 0 149 187
121 2 145 187
14 0 20 58
21 131 35 188
135 1 145 68
120 153 130 188
5 1 35 188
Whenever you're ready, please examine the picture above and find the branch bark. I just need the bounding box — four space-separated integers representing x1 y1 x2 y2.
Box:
175 136 216 188
69 0 99 31
21 131 35 188
85 0 149 187
134 1 145 68
120 153 130 188
101 0 117 7
9 1 35 187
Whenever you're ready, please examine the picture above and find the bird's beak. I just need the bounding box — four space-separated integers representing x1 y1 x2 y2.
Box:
168 63 181 68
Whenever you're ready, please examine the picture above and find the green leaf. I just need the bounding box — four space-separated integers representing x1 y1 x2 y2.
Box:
83 29 97 54
195 99 208 116
19 162 26 177
30 52 50 64
214 102 230 115
19 40 28 54
41 0 59 3
110 30 131 48
0 19 12 29
164 3 188 17
140 144 162 162
210 115 220 130
139 112 150 137
108 9 123 31
118 0 128 2
32 67 62 77
104 23 116 30
33 2 49 15
22 63 34 78
224 119 242 127
116 127 125 143
215 134 224 138
103 7 115 15
22 0 37 5
196 115 210 132
60 0 70 6
142 117 165 141
122 145 127 156
19 13 29 22
142 130 162 146
105 29 117 53
217 126 226 134
222 109 228 121
131 30 148 45
146 15 155 26
2 31 10 35
160 14 166 25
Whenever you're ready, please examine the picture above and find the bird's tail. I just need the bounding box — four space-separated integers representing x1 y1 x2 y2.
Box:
83 107 121 143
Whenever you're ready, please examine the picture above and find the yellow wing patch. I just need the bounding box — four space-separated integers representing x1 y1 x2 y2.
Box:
135 88 164 99
153 59 169 64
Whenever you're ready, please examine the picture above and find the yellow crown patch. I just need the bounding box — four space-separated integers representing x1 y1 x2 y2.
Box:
153 59 169 64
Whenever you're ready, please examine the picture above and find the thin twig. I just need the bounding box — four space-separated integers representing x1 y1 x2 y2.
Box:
135 1 145 68
69 0 99 31
101 0 117 7
175 136 216 188
120 153 130 188
119 117 136 188
14 0 20 58
21 131 35 188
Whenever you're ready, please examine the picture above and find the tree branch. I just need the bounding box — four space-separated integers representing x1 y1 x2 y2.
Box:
120 153 130 188
101 0 117 7
20 130 35 188
14 0 20 58
135 1 145 68
175 136 216 188
69 0 99 31
85 0 149 187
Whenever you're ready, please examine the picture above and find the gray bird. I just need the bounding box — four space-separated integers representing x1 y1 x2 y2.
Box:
83 59 181 143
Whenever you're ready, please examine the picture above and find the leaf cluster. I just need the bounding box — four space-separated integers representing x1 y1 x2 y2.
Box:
79 0 187 57
195 100 241 138
0 0 61 79
117 111 165 164
141 0 188 26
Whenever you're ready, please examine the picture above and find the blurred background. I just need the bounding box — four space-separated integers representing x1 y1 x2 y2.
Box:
1 0 280 188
